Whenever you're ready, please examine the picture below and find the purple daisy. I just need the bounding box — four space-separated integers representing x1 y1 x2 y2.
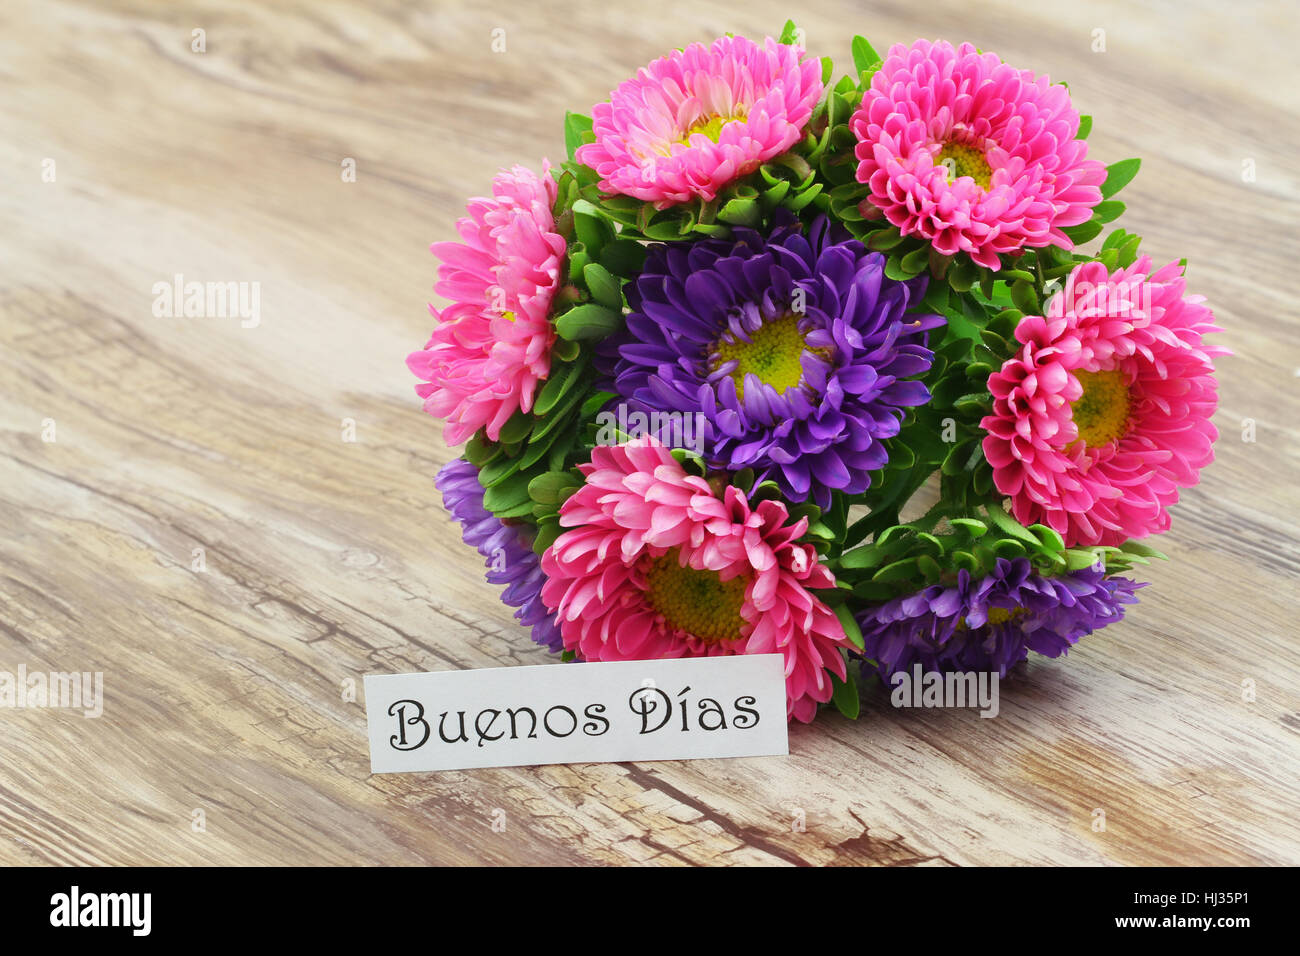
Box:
855 557 1143 678
597 214 941 508
435 459 562 653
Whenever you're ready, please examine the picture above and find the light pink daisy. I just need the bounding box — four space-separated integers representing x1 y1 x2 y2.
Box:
981 258 1226 547
851 39 1105 269
406 164 565 445
538 438 852 723
576 35 823 209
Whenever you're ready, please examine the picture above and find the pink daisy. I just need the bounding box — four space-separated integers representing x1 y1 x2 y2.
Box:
406 164 565 445
981 257 1226 547
538 438 852 723
576 35 823 209
850 39 1105 269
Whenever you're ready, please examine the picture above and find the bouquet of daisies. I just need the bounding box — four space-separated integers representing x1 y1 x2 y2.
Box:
407 24 1225 723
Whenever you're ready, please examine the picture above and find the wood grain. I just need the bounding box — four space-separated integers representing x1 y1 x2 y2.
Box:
1 0 1297 866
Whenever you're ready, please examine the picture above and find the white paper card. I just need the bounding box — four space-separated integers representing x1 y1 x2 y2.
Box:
365 654 788 773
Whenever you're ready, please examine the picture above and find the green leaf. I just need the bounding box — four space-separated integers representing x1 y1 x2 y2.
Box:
1065 548 1106 571
533 355 588 416
555 303 622 341
989 308 1023 337
873 557 921 583
830 668 860 720
1010 280 1038 316
529 385 586 442
851 578 897 602
531 515 562 555
948 255 979 292
928 247 952 280
866 229 906 252
1029 523 1066 553
886 440 916 471
778 19 799 45
851 35 879 75
940 301 981 346
942 440 974 477
839 545 888 571
984 503 1040 546
1101 158 1141 199
564 112 593 163
718 195 760 226
494 498 536 520
1119 539 1168 560
1035 548 1067 571
885 253 915 281
547 438 571 473
875 525 913 547
900 245 930 277
670 447 706 474
552 337 580 363
991 538 1026 559
833 603 865 650
477 452 520 488
784 182 823 212
1077 114 1092 140
1093 200 1126 224
949 518 988 537
517 425 563 471
582 262 622 309
978 329 1008 357
805 520 835 540
497 411 533 445
1102 228 1130 252
922 280 949 314
1117 234 1143 268
950 549 980 573
565 242 590 279
600 239 647 278
482 471 532 514
572 207 615 254
527 470 580 506
914 531 943 556
642 216 692 241
1061 220 1103 245
581 390 616 417
464 434 498 467
760 176 792 206
916 554 944 581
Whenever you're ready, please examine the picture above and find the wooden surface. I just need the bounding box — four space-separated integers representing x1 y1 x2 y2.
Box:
1 0 1297 866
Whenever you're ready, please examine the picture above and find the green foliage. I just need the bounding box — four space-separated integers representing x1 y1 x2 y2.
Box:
564 111 594 163
832 501 1163 599
555 303 622 341
850 35 880 76
830 665 861 719
1101 158 1141 199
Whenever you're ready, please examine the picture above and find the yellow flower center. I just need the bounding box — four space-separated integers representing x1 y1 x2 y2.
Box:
642 550 748 644
956 606 1027 631
713 315 827 400
500 310 516 323
985 606 1024 627
1070 369 1132 448
936 141 993 190
677 110 746 145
